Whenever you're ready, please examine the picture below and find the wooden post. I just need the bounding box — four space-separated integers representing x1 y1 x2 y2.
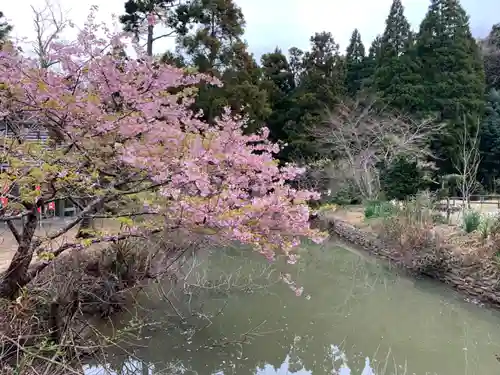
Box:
58 199 65 218
446 197 451 222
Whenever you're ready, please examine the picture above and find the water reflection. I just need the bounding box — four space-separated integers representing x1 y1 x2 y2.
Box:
83 344 376 375
82 241 500 375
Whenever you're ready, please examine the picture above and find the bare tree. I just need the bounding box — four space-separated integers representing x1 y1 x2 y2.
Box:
310 98 440 200
451 120 481 209
31 0 72 68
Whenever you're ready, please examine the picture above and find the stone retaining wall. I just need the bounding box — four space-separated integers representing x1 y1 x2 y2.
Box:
324 216 500 309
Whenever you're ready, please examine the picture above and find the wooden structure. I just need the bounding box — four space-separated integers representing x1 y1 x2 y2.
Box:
0 120 79 218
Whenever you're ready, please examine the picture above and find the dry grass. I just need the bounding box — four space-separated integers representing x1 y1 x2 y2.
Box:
439 198 500 225
325 206 366 227
0 229 208 374
331 205 499 261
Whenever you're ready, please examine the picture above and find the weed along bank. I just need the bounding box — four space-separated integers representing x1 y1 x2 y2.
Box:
321 199 500 310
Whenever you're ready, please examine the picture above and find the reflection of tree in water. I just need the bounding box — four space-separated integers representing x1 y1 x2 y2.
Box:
83 330 375 375
82 246 383 374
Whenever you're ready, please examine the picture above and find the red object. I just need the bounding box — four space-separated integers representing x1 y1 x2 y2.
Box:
35 186 41 213
0 197 7 207
48 202 55 210
147 13 156 26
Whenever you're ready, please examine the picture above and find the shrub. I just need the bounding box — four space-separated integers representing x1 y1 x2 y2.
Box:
478 214 496 239
395 191 435 225
376 192 448 273
364 200 395 219
463 210 482 233
364 201 378 218
432 212 449 225
380 157 426 201
323 185 361 206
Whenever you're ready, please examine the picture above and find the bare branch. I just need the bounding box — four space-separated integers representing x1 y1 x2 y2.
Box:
450 118 481 209
6 220 21 244
30 0 72 69
149 30 176 44
29 227 167 280
310 97 440 199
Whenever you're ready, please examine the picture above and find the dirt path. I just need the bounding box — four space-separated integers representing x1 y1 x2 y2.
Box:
439 198 500 225
0 218 119 271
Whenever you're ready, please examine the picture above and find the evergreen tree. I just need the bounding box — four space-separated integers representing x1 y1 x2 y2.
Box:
120 0 189 56
219 43 271 133
483 24 500 90
160 50 186 67
177 0 270 129
368 35 382 61
301 32 345 104
345 28 366 97
260 48 295 141
281 32 345 161
489 24 500 49
362 34 382 89
415 0 485 170
381 157 425 200
0 11 12 43
288 47 305 86
261 48 295 99
372 0 421 111
379 0 412 58
479 89 500 189
177 0 245 74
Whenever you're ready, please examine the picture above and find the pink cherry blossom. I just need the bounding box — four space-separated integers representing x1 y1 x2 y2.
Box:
0 14 328 265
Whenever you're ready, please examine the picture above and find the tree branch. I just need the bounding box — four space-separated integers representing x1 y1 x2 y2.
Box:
28 227 167 280
6 220 21 244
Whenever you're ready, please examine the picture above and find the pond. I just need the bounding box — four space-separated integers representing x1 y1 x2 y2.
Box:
83 240 500 375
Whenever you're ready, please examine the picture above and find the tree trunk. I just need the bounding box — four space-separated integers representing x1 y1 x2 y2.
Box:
76 198 105 239
147 24 154 57
76 216 94 239
0 211 38 299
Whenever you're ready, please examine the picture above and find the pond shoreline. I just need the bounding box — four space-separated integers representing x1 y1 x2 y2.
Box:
319 214 500 311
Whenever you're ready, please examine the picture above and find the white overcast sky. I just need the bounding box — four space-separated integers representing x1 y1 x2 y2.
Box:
2 0 499 60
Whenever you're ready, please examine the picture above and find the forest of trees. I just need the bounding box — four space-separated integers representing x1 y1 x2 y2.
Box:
2 0 500 202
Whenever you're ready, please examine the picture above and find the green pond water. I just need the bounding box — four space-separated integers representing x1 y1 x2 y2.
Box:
83 240 500 375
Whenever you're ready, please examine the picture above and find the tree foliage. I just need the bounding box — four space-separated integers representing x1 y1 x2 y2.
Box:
482 24 500 91
381 157 425 201
280 32 345 161
413 0 485 173
174 0 270 131
479 89 500 189
0 11 12 43
345 29 366 97
119 0 190 56
372 0 422 111
260 48 295 142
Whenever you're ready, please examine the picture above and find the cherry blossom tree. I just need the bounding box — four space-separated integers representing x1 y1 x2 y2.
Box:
0 11 325 300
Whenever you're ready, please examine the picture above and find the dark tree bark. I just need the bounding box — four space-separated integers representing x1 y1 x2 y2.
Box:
0 210 38 299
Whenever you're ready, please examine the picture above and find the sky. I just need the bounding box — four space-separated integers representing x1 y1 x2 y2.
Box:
2 0 499 60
